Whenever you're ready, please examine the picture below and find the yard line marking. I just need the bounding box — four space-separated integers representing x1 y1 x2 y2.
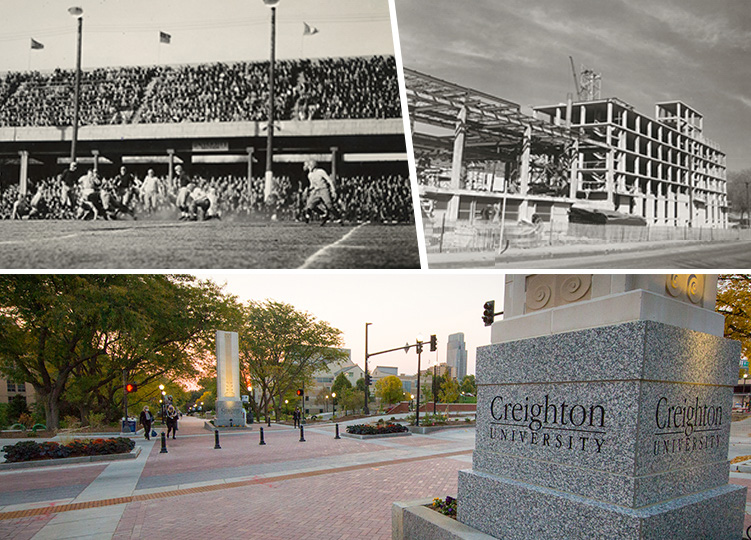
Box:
297 222 367 269
0 448 471 520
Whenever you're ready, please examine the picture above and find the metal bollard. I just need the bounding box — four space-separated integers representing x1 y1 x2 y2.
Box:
335 423 341 439
214 429 221 449
160 431 168 453
259 427 266 445
299 424 306 442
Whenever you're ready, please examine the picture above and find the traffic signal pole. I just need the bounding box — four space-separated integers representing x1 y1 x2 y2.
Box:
122 369 127 425
366 334 437 427
364 323 371 415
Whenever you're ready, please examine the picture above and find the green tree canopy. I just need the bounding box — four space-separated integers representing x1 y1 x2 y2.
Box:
331 372 353 397
0 275 238 428
439 377 460 403
238 300 347 421
460 375 476 395
375 375 404 406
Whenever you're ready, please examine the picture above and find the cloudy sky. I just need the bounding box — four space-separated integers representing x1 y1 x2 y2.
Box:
0 0 395 71
196 272 504 377
395 0 751 171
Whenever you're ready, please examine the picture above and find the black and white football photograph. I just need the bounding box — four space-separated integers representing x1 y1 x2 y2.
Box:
0 0 419 268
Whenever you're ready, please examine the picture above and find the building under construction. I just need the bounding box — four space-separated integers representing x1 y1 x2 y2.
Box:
408 68 729 232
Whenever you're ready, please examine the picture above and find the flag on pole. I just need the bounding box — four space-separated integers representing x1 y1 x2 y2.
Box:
159 31 171 44
30 38 44 50
303 22 319 36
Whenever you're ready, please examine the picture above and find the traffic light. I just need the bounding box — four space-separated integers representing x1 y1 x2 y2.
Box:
125 382 138 393
483 300 496 327
296 389 303 396
429 334 437 352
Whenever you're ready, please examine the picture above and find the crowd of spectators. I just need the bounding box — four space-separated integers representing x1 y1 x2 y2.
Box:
0 170 413 224
0 55 400 127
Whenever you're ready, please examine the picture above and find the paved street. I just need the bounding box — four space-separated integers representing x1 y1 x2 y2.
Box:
3 415 751 539
428 239 751 269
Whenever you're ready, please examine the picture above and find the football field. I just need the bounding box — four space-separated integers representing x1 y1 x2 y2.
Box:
0 219 421 269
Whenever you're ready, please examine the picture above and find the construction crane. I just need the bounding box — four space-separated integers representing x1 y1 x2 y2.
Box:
568 56 601 101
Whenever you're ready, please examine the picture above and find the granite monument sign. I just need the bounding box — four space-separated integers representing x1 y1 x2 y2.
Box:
215 330 245 427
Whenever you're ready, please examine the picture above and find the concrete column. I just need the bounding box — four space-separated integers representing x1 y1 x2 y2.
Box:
246 147 254 185
447 105 468 221
167 149 175 184
92 149 99 173
330 146 338 182
569 140 579 199
18 150 29 196
518 125 532 219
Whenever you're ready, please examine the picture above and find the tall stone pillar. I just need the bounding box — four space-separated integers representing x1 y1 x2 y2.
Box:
215 330 245 427
459 274 745 540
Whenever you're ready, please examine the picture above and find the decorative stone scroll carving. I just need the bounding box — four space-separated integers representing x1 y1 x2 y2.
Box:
525 274 592 312
666 274 704 305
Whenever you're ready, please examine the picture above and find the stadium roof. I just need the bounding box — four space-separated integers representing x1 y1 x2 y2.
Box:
404 68 579 161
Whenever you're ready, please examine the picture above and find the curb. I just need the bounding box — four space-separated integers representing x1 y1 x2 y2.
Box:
408 424 475 435
0 446 141 471
341 431 412 440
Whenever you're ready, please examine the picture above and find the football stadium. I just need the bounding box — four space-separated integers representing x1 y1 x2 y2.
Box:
0 0 418 268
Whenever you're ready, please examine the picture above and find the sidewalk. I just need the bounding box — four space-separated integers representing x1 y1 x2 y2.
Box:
427 238 722 268
0 416 474 540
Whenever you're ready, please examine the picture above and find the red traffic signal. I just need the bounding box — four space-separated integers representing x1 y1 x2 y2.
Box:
296 389 303 396
125 382 138 393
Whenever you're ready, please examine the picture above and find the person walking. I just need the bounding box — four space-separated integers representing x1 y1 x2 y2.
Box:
165 404 179 439
293 407 300 428
139 406 154 440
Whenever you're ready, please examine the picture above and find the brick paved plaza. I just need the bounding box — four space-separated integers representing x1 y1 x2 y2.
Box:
4 415 751 539
0 416 472 539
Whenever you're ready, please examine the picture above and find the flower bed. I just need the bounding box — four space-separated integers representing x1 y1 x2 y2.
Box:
430 496 457 519
2 437 135 463
346 423 409 435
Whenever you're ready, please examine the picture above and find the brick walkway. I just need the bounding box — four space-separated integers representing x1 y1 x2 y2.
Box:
0 417 474 539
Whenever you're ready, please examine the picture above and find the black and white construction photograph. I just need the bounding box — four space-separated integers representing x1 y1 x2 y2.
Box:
0 0 419 269
395 0 751 269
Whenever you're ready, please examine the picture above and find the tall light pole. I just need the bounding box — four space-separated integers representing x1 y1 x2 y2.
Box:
744 374 748 410
68 7 83 162
745 181 750 228
364 322 371 415
415 335 424 427
331 392 337 418
262 0 279 204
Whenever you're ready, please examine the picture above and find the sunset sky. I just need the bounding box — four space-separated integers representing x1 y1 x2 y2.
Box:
197 272 504 377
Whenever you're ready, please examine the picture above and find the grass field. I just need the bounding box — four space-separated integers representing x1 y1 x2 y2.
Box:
0 218 421 269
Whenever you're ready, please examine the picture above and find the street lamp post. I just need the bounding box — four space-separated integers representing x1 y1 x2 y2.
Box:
158 384 165 424
433 362 438 415
325 394 329 413
332 392 337 418
247 384 254 424
364 322 371 415
262 0 280 204
744 374 749 410
68 7 83 162
415 336 424 427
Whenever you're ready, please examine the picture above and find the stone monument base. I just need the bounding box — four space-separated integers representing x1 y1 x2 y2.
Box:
215 399 246 427
457 470 746 540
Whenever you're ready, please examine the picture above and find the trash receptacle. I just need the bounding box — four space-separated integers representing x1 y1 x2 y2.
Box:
121 418 136 433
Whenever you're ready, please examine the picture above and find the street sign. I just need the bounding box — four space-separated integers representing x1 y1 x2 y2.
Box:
741 359 749 369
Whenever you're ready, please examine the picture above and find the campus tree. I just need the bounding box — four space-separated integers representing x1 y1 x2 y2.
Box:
375 375 404 406
460 375 476 395
439 377 460 403
331 372 353 398
0 275 237 429
717 274 751 375
238 300 347 422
